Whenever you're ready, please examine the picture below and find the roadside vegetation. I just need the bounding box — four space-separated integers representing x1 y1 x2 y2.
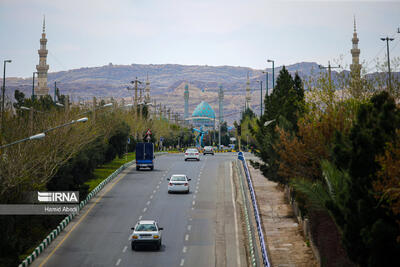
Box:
246 61 400 266
0 92 192 266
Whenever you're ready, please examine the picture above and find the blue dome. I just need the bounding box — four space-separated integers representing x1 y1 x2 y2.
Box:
192 101 216 119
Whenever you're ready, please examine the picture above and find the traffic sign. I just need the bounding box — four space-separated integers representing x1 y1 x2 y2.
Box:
146 129 152 136
160 137 164 142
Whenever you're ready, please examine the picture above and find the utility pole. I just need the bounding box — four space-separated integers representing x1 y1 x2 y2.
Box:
218 85 224 149
381 36 395 91
267 59 275 90
256 80 263 117
319 61 341 90
127 77 142 118
31 72 37 101
54 81 57 102
262 71 268 113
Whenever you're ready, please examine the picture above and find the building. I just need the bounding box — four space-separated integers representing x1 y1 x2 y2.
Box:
350 17 361 78
191 101 216 128
36 16 50 96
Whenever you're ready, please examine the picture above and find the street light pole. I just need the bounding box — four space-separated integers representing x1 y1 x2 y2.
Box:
267 59 275 90
256 80 263 117
1 59 12 137
319 61 341 90
32 72 38 101
381 36 395 90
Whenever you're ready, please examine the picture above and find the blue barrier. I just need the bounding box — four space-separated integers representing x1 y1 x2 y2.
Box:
238 152 270 267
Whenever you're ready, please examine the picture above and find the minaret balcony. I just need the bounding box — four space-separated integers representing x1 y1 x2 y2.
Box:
36 64 49 71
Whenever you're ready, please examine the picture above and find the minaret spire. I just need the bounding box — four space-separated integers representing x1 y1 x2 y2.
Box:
43 15 46 33
245 72 251 109
36 16 50 97
350 16 361 78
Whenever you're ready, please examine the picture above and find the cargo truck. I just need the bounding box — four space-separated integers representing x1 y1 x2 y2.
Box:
135 142 155 170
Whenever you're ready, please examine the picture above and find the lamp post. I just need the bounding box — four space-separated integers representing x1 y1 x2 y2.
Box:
32 72 38 101
267 59 274 90
256 80 263 117
0 117 88 150
381 36 395 91
1 59 12 137
319 61 341 90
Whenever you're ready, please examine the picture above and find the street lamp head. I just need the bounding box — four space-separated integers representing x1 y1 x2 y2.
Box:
389 38 395 41
55 102 64 107
29 133 45 140
264 119 275 127
125 104 133 107
20 106 31 111
381 38 386 41
103 103 113 107
77 117 88 123
267 59 274 63
4 60 12 63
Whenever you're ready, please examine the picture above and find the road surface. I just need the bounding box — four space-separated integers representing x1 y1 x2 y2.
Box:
32 153 247 267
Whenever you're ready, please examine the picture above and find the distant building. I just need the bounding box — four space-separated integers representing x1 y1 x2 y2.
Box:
36 16 50 97
350 17 361 78
191 101 216 128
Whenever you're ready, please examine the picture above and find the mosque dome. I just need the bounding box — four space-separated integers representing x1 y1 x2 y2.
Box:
192 101 215 127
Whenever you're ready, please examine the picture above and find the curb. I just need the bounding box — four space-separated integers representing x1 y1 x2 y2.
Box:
18 152 167 267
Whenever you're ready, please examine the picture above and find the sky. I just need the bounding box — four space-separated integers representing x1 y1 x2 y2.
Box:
0 0 399 78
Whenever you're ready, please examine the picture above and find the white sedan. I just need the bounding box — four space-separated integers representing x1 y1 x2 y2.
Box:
184 148 200 161
131 220 163 250
168 174 191 193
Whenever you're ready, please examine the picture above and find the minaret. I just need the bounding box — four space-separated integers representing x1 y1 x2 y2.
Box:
218 85 224 147
145 73 150 103
350 16 361 78
184 83 189 123
36 16 50 96
245 73 251 109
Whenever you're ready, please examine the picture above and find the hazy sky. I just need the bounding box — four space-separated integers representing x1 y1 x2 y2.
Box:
1 0 399 78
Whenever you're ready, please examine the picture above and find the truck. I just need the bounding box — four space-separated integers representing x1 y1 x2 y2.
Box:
135 142 155 170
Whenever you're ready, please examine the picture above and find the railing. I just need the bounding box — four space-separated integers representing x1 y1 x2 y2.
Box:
238 152 271 267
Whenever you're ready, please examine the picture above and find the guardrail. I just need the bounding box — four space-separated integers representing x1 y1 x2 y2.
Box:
238 152 271 267
19 152 167 267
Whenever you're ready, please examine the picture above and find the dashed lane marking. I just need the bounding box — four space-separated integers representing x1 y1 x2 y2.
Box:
122 246 127 253
116 258 121 266
193 195 196 199
150 195 153 199
153 190 156 194
143 207 147 213
192 201 195 206
187 225 191 231
185 234 189 241
180 259 185 266
182 246 187 253
146 201 151 205
139 215 142 220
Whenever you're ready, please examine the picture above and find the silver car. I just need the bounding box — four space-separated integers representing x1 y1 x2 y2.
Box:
184 148 200 161
168 174 191 193
131 220 163 250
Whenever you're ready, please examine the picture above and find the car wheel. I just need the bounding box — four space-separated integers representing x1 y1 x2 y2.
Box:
184 159 187 161
157 241 161 250
131 242 135 251
186 189 189 194
150 166 154 170
136 166 140 170
197 159 200 161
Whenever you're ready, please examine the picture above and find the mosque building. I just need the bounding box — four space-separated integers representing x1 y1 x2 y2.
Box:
191 101 216 128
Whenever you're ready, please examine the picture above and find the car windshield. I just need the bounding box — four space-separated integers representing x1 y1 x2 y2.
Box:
171 175 186 181
135 224 157 231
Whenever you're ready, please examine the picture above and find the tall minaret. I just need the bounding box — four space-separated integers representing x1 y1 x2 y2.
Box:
184 83 189 122
145 73 151 103
350 16 361 78
36 16 50 96
245 73 251 109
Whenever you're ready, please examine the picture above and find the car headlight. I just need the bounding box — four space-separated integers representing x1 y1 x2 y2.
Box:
132 235 138 239
153 235 159 239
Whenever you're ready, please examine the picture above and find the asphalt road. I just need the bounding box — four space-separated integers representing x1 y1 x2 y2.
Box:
33 153 246 267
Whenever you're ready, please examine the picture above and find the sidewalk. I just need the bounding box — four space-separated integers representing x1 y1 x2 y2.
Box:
247 163 318 267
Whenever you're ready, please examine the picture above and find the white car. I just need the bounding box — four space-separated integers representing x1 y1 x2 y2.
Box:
131 220 163 250
184 148 200 161
203 146 214 155
168 174 191 193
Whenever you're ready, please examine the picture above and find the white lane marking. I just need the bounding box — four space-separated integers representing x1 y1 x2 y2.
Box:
146 201 151 205
143 207 147 213
182 246 187 253
156 185 160 189
198 178 201 181
229 161 241 267
116 258 121 266
195 190 198 194
122 246 127 253
199 171 202 175
193 195 196 199
153 190 156 194
187 225 192 231
150 195 153 199
196 186 199 190
180 259 185 266
158 181 162 184
139 215 142 220
185 234 189 241
192 200 195 206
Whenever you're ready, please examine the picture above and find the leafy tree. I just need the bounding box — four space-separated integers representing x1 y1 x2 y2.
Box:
251 66 305 183
330 91 400 266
